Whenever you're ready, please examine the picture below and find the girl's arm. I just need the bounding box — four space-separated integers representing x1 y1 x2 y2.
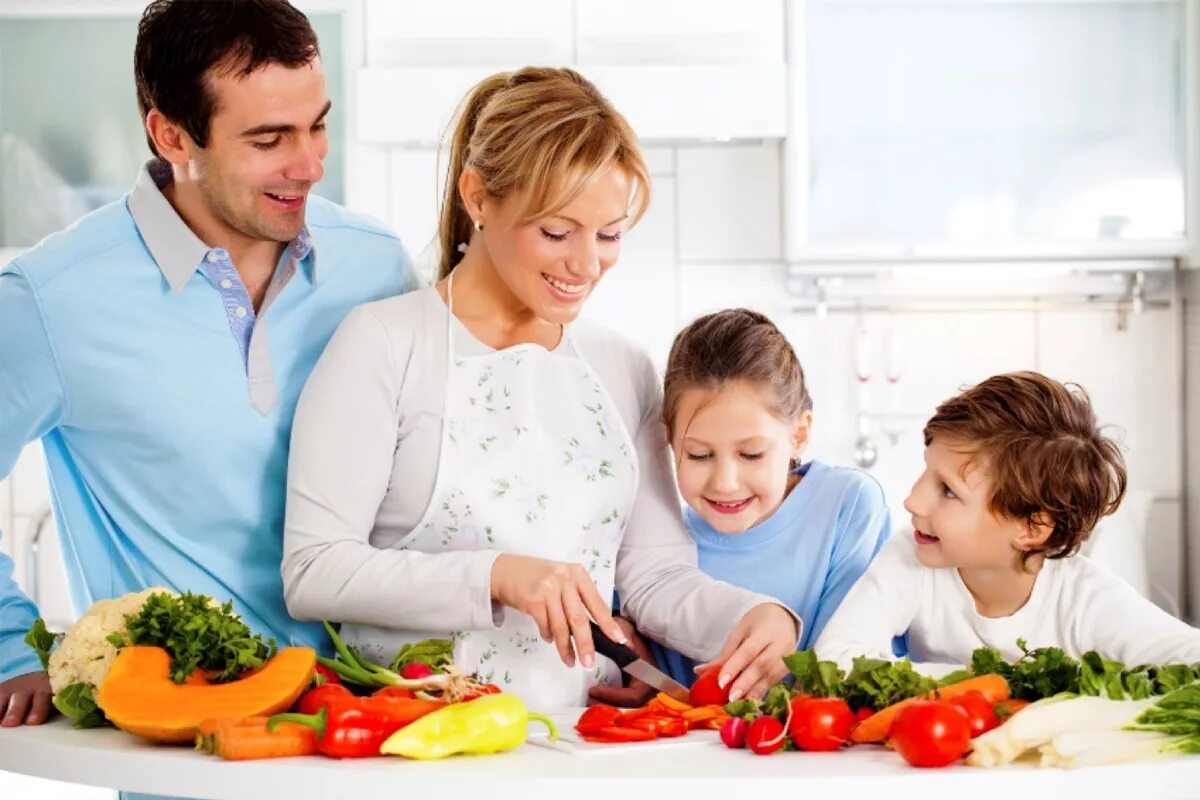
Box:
813 536 923 670
808 473 893 645
281 304 504 633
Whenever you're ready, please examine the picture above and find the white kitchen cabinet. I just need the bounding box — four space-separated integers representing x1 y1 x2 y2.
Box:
363 0 573 66
574 0 784 64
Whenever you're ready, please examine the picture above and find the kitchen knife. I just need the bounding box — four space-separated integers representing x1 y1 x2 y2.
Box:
588 620 692 705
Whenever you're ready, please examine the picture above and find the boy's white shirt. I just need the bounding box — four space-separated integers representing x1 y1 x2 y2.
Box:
814 535 1200 676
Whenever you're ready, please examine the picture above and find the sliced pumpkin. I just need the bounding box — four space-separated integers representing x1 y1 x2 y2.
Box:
97 646 315 744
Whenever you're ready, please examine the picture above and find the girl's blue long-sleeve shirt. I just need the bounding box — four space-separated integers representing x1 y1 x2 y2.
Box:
653 461 892 686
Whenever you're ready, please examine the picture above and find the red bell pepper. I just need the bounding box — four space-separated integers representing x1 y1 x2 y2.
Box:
314 663 342 685
295 683 352 716
269 695 445 759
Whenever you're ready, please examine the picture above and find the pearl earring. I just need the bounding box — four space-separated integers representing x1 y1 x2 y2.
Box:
473 219 483 232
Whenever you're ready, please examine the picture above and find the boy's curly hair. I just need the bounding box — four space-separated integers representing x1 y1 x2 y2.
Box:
924 371 1127 564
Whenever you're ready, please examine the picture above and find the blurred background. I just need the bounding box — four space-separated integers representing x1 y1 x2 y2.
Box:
1 1 1198 793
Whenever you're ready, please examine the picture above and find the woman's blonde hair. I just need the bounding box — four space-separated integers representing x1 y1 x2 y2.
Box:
437 66 651 279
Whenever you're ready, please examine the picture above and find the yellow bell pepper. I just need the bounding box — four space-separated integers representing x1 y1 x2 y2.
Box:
379 693 557 759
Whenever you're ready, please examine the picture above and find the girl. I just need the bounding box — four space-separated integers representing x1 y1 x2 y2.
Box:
650 309 892 686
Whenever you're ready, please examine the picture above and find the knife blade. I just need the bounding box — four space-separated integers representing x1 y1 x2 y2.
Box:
588 620 692 704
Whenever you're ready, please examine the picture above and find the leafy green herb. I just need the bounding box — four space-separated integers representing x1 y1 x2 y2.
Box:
723 698 761 721
844 656 937 712
783 649 845 697
387 638 454 674
23 618 57 670
122 591 276 684
52 682 109 729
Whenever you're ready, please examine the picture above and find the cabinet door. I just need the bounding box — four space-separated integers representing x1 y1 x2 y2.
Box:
575 0 784 64
364 0 573 66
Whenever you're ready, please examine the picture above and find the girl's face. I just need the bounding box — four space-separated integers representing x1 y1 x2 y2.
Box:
902 437 1031 570
671 381 811 534
464 163 631 326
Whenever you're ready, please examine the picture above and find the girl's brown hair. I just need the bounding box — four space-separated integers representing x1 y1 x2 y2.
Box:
436 67 651 279
663 309 812 438
924 371 1127 564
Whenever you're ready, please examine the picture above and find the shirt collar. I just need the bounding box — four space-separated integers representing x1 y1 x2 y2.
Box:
127 159 318 293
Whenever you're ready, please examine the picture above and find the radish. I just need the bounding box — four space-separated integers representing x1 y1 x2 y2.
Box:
720 717 748 749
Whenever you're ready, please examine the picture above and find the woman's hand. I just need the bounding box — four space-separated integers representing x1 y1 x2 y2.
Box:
587 617 657 708
696 603 799 702
0 670 54 727
490 553 627 668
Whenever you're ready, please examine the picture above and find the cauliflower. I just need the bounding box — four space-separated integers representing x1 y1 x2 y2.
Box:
47 586 173 693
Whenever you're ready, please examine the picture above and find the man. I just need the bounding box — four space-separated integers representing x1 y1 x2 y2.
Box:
0 0 413 727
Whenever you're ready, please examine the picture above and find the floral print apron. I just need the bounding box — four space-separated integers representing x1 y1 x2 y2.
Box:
342 276 639 709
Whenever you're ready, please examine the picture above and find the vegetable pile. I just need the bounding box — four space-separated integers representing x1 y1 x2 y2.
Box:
716 642 1200 770
25 589 280 729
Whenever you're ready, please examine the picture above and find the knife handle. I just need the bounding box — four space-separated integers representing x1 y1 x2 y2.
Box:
588 620 638 669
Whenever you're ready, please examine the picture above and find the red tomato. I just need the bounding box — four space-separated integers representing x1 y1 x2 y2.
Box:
889 700 972 768
949 690 1000 738
787 696 855 752
745 715 786 755
855 707 874 723
689 665 730 707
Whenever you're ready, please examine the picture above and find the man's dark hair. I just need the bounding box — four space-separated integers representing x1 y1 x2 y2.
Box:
134 0 320 157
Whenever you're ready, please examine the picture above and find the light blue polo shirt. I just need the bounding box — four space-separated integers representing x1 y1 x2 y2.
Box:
0 161 415 682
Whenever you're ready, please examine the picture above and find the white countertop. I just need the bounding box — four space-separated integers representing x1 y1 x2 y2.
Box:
4 716 1200 799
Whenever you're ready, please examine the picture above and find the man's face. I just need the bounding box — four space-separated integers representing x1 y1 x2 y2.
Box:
188 58 329 244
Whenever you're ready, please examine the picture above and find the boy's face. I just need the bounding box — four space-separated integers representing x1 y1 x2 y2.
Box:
902 437 1028 569
671 381 810 534
186 58 330 244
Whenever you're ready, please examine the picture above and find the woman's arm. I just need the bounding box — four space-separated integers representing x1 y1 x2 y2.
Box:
281 304 503 632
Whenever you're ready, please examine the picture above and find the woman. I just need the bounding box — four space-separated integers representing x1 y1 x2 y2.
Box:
281 67 797 709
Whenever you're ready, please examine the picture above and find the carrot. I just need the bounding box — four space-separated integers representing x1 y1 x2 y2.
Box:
850 673 1009 743
654 693 694 714
993 698 1031 719
196 716 317 760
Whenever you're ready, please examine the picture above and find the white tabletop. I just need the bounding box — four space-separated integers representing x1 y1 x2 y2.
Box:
3 716 1200 799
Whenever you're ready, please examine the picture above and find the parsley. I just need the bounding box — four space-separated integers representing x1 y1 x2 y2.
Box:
120 591 276 684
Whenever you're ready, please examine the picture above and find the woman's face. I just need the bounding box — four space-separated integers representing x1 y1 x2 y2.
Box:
474 164 631 325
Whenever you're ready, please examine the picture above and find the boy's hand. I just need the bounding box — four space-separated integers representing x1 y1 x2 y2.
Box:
587 616 657 708
1 670 54 727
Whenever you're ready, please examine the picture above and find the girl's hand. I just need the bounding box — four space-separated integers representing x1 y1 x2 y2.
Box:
696 603 799 702
587 616 657 708
490 553 627 668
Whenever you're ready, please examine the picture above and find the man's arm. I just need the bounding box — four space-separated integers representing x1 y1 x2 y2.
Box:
0 266 67 724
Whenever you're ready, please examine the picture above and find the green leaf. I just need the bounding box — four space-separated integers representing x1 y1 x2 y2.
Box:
23 618 57 671
723 698 761 721
387 639 455 674
123 591 275 684
52 683 110 729
783 649 845 698
844 657 936 711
